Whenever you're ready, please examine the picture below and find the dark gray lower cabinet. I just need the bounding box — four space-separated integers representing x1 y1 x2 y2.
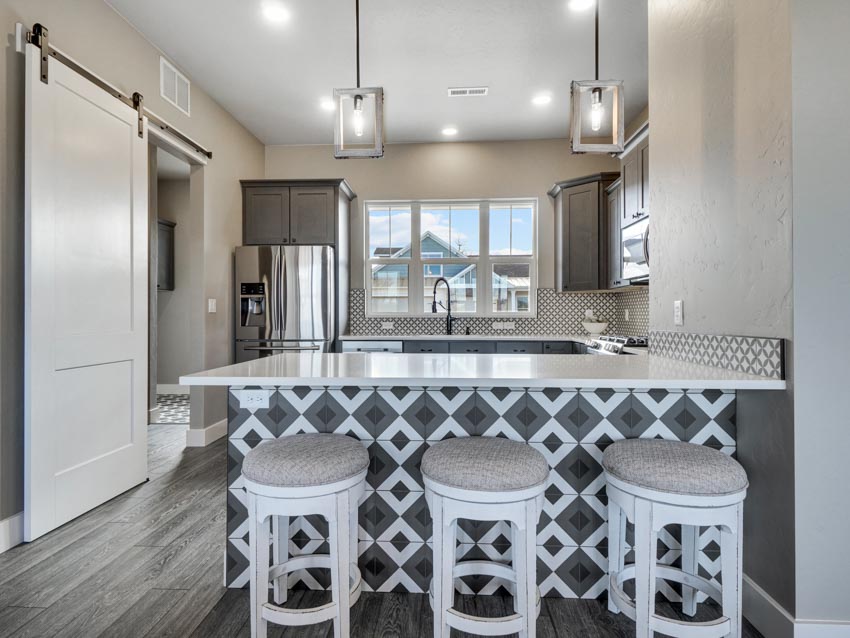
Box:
403 341 450 353
542 341 574 354
495 341 543 354
450 342 496 354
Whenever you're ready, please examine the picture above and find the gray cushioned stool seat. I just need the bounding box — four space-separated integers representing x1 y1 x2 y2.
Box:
242 433 369 488
422 437 549 492
602 439 748 496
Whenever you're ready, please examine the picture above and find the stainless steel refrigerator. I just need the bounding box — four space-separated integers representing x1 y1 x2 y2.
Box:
235 245 335 362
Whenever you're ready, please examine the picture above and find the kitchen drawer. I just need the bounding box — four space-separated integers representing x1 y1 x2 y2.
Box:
543 341 574 354
449 341 496 354
403 341 450 354
495 341 543 354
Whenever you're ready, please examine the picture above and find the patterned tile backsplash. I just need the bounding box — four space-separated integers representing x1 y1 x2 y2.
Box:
349 287 650 337
649 331 784 380
226 385 736 599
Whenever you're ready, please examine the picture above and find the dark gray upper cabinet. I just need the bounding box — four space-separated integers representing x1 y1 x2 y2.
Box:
622 134 649 224
243 186 290 245
550 173 619 292
242 180 353 246
157 219 175 291
289 186 335 245
606 179 627 289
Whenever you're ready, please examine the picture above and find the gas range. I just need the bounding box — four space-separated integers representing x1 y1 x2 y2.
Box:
585 335 649 355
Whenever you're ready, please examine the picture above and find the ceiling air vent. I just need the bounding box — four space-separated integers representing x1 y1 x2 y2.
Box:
448 86 489 98
160 57 191 116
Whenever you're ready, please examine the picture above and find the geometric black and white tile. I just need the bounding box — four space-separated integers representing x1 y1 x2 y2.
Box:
650 330 784 380
348 289 625 337
226 385 736 600
153 394 190 424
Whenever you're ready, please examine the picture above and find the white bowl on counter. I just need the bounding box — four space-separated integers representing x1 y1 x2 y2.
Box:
581 321 609 336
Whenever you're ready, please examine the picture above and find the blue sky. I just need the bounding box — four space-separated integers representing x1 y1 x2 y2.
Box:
369 205 533 257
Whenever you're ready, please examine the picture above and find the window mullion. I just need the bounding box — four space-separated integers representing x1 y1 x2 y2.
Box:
479 201 490 317
410 203 422 316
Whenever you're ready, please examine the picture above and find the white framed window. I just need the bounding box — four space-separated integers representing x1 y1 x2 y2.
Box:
160 57 191 116
365 199 537 317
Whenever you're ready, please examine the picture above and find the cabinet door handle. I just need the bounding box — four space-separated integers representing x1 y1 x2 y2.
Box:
281 238 289 243
291 238 297 243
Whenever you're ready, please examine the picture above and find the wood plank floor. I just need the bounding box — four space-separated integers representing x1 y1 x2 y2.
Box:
0 424 764 638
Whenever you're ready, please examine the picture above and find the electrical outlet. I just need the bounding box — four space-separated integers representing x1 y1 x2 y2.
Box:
492 321 516 331
240 389 270 410
381 321 395 330
625 309 630 322
208 298 217 313
674 300 684 326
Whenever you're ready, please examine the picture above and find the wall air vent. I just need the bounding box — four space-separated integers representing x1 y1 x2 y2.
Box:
160 57 191 116
448 86 489 97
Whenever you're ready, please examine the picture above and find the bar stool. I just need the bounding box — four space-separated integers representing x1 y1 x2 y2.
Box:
603 439 748 638
422 436 549 638
242 433 368 638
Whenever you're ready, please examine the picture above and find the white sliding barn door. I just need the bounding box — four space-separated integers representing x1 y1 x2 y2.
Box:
24 44 148 540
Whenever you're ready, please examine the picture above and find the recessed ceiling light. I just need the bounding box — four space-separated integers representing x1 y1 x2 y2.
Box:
261 1 290 24
568 0 595 11
442 127 458 137
320 97 335 111
532 94 552 106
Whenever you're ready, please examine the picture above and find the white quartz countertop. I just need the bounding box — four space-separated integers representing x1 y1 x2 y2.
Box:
180 352 784 390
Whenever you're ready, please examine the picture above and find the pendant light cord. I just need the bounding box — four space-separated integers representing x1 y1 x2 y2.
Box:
594 0 599 81
355 0 361 88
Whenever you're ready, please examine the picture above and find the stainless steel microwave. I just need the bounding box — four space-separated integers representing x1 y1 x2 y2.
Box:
622 217 649 282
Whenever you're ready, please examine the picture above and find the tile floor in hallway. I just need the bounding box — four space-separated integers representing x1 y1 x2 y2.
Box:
152 393 190 424
0 422 764 637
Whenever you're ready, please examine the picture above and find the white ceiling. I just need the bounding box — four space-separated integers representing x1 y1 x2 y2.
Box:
107 0 647 145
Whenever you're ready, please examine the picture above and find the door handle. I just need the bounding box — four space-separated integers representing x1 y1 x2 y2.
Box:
244 345 321 352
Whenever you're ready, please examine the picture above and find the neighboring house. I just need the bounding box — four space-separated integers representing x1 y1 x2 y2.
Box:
371 231 529 313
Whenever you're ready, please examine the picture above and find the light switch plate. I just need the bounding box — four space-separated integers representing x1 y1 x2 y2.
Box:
674 300 684 326
208 298 217 313
625 309 630 322
381 321 395 330
240 389 270 410
493 321 516 331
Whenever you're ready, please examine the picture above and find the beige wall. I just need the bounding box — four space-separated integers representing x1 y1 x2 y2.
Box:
648 0 792 338
265 140 618 290
0 0 264 520
648 0 796 625
156 179 194 386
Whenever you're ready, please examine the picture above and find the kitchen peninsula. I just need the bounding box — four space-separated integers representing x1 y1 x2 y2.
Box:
182 351 782 598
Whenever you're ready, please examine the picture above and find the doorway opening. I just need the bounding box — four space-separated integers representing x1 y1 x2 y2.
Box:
147 136 205 439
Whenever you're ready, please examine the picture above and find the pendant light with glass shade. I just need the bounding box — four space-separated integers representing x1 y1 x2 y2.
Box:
333 0 384 158
569 0 624 153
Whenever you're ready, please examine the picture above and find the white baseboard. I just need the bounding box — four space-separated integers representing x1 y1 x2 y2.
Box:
744 575 850 638
157 384 189 395
185 418 226 447
0 512 24 554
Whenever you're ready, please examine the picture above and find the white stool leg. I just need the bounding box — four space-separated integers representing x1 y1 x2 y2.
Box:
349 489 359 586
249 493 270 638
607 499 626 614
430 493 445 638
721 504 744 638
633 498 657 638
681 524 699 617
514 500 537 638
329 491 351 638
272 515 289 605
